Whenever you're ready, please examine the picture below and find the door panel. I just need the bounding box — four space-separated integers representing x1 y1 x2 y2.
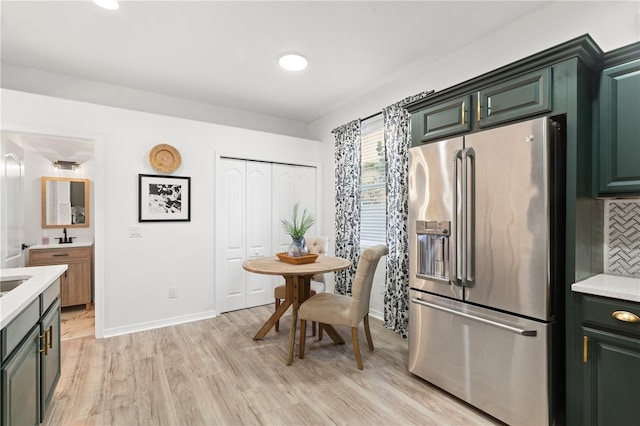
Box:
408 137 463 299
1 137 25 268
246 161 273 307
272 164 296 254
464 117 551 320
219 159 247 312
294 166 317 237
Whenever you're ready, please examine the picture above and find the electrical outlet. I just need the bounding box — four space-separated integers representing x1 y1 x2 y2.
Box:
169 287 177 298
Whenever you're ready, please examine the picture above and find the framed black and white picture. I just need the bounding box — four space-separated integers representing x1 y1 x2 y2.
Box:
138 174 191 222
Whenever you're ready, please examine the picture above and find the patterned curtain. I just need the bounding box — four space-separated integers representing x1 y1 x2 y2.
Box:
382 90 433 338
332 119 361 295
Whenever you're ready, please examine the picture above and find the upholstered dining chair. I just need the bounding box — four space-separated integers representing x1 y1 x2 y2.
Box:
274 236 330 334
298 244 389 370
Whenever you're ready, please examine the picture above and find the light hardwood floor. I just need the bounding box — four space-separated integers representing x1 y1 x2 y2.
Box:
61 305 95 341
45 304 502 425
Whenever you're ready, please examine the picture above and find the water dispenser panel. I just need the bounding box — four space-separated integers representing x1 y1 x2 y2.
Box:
416 221 450 281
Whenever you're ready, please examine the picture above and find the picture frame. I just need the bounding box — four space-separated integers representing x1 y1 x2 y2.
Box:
138 174 191 222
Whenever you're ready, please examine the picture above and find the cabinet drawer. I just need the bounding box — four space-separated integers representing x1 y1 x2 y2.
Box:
29 246 90 264
478 68 552 128
41 278 61 314
1 298 39 362
412 95 471 144
582 295 640 337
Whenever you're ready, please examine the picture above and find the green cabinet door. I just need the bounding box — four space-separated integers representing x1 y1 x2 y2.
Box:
478 68 552 128
1 326 40 426
411 95 471 145
582 327 640 425
40 300 60 422
597 59 640 195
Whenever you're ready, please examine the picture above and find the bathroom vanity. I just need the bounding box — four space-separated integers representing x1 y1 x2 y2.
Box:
27 242 93 310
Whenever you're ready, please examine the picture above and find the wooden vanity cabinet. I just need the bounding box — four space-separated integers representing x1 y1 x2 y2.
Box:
28 245 93 309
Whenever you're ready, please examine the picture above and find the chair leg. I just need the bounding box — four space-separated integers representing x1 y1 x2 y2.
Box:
363 314 374 350
275 298 280 332
312 321 316 337
351 327 363 370
300 320 307 359
318 323 324 341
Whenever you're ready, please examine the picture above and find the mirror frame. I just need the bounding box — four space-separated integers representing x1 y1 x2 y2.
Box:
41 176 90 228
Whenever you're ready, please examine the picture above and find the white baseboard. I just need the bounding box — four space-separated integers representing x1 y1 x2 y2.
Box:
369 308 384 321
103 310 218 338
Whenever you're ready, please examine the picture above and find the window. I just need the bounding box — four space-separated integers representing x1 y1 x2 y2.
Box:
360 115 386 249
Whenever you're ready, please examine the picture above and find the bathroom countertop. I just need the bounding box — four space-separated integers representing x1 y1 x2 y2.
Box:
572 274 640 303
0 265 67 328
29 241 94 250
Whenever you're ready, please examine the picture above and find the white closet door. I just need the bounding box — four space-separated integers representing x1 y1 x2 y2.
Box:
219 158 247 313
272 164 296 254
294 166 317 238
272 164 318 252
245 161 273 307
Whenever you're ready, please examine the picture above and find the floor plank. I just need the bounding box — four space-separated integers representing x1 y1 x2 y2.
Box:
45 304 502 425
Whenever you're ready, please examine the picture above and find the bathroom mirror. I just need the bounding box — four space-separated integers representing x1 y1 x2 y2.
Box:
41 177 90 228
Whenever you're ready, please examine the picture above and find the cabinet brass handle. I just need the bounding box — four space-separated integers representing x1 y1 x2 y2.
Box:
583 335 588 363
612 310 640 323
461 101 466 125
477 91 481 122
38 332 49 356
52 253 69 257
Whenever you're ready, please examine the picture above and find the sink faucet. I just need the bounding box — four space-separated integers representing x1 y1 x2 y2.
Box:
56 227 76 244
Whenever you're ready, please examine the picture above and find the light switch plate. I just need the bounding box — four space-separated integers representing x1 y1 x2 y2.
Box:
129 225 142 238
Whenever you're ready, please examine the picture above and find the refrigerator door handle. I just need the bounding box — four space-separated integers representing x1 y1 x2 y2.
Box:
411 297 538 336
451 149 463 286
462 147 476 286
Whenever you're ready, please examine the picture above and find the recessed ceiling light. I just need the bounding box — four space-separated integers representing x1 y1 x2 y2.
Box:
278 54 308 71
93 0 119 10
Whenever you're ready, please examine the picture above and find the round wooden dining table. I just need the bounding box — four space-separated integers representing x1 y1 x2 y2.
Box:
243 255 351 365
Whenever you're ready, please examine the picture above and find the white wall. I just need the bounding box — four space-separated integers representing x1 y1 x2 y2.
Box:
23 150 95 246
1 89 323 337
309 0 640 315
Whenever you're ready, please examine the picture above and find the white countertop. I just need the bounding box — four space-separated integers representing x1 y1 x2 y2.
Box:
29 241 93 250
0 265 67 328
572 274 640 303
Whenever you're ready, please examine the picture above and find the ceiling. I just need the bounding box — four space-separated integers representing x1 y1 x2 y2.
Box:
0 0 553 125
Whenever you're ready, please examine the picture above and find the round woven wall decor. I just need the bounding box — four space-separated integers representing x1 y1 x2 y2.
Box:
149 144 181 173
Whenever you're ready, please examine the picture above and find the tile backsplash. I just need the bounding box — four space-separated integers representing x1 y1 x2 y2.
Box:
606 200 640 278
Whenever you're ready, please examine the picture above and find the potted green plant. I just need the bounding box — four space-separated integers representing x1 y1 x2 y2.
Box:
281 202 315 257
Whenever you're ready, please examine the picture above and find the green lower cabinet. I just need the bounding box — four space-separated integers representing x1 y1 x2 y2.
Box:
1 326 41 426
597 58 640 196
40 300 60 422
582 326 640 425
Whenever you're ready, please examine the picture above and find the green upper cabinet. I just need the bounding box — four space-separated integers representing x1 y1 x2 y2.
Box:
477 68 552 128
409 68 553 146
597 57 640 196
411 95 471 143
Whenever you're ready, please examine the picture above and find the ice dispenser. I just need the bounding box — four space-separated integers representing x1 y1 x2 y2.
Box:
416 220 450 280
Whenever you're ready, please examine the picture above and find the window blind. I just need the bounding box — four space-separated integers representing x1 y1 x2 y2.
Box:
360 115 386 249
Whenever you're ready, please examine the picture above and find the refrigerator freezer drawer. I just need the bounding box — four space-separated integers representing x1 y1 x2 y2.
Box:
408 289 552 426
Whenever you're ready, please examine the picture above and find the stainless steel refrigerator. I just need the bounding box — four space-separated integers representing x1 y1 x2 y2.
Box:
408 116 565 426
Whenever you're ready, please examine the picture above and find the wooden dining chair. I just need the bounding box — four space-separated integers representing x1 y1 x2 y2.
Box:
298 244 389 369
274 236 330 335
